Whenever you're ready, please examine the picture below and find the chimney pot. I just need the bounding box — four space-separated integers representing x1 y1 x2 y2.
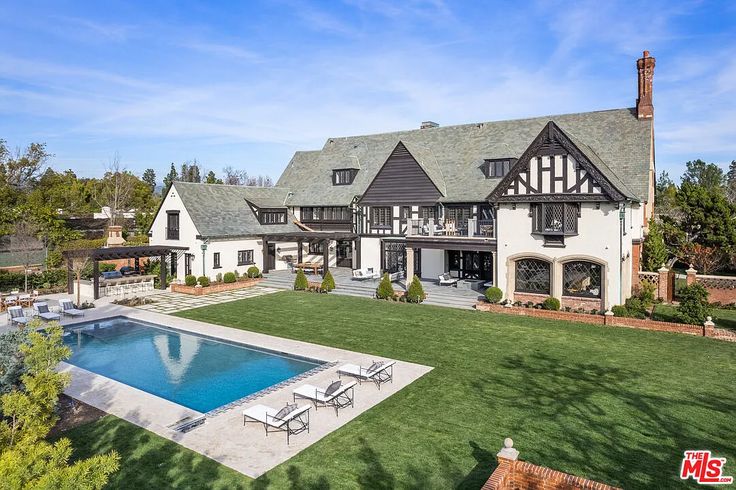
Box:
636 50 655 119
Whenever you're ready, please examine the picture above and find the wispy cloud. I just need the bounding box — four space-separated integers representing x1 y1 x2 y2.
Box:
182 41 262 62
53 15 138 42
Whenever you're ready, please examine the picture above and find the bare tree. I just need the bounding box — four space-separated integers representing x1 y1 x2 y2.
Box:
10 220 41 292
67 253 91 307
93 153 136 227
221 166 273 186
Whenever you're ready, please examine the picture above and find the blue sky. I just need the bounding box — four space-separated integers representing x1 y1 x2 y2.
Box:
1 1 734 183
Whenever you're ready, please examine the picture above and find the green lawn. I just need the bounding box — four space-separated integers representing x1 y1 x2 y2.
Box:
63 292 736 489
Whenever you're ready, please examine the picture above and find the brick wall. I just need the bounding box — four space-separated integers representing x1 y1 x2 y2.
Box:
171 278 261 295
482 459 621 490
476 302 714 337
512 293 603 311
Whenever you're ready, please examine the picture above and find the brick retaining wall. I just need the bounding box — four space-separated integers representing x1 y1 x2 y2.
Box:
171 278 262 295
476 302 714 337
482 458 621 490
512 292 604 311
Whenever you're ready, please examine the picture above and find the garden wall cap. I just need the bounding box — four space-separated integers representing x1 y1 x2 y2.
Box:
497 437 520 461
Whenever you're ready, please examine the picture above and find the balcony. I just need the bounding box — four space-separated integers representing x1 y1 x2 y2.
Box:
405 218 495 238
166 227 180 240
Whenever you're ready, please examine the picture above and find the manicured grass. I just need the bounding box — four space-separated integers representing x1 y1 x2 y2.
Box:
65 292 735 489
653 303 736 330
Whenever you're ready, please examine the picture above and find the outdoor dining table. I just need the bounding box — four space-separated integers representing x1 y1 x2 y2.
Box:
295 262 323 274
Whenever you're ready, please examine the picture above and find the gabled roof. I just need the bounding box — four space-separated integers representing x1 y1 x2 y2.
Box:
172 182 300 239
277 108 652 205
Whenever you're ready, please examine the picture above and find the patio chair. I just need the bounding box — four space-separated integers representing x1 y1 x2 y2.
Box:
7 306 30 327
242 403 310 445
59 299 85 317
438 273 458 286
338 360 395 389
293 380 357 415
33 302 61 322
352 267 379 280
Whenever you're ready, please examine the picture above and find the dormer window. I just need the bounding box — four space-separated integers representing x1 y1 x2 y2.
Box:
484 159 515 178
259 209 287 225
333 169 357 185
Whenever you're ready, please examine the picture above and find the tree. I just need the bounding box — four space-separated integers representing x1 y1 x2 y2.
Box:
726 160 736 203
64 250 91 306
0 330 29 396
162 163 178 192
321 270 336 292
682 159 724 191
293 269 308 290
180 160 202 183
10 220 41 292
406 275 425 303
222 166 246 185
0 323 119 488
654 170 677 215
142 168 156 192
675 181 736 249
205 170 222 184
641 220 668 271
684 244 726 275
375 273 395 299
0 139 51 190
676 284 711 325
92 154 137 227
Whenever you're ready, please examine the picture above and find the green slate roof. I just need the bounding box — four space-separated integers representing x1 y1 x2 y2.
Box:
278 108 652 205
172 182 300 239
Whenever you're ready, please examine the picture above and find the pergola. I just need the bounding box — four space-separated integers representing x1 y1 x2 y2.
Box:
259 231 359 274
62 245 188 299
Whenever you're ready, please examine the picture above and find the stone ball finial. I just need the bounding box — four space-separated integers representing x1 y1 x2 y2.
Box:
504 437 514 449
707 316 713 322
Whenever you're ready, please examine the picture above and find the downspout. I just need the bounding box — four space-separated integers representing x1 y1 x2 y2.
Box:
618 202 626 305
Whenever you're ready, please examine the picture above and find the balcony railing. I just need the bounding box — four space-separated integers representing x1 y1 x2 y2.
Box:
166 227 180 240
406 218 495 238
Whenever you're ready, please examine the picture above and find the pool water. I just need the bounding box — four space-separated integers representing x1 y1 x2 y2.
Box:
63 317 323 412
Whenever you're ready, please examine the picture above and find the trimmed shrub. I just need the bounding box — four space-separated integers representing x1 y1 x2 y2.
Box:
215 272 223 283
375 273 394 300
541 297 560 311
234 270 241 279
184 275 197 287
406 275 425 303
611 305 628 317
321 270 336 292
294 269 308 291
484 286 503 304
247 266 260 278
677 283 711 325
197 276 210 287
223 272 236 284
623 297 647 318
638 282 656 308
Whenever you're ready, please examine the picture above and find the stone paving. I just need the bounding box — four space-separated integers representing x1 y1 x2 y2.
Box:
133 285 281 314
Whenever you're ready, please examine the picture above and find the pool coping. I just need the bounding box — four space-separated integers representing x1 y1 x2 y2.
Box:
58 302 434 478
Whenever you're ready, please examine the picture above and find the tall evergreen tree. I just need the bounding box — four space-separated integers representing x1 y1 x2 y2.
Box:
162 163 178 192
682 159 725 190
142 168 156 192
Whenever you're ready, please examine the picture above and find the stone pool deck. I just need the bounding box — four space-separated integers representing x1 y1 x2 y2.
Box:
58 303 433 478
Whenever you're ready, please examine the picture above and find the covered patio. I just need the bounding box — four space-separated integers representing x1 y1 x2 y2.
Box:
63 245 188 300
259 231 359 274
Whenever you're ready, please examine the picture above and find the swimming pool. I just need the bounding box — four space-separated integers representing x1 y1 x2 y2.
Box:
63 317 325 413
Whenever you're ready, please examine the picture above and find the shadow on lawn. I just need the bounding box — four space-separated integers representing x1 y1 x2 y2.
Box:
475 351 736 489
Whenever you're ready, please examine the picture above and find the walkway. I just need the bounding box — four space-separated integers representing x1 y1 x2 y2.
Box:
134 285 281 314
260 268 483 310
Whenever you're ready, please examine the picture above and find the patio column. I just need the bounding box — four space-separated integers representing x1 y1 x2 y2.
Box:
297 240 303 264
355 239 361 269
262 239 269 273
93 260 100 300
322 239 329 275
159 254 167 290
406 247 414 284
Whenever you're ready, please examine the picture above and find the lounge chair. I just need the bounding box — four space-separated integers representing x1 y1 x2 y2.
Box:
7 306 30 327
338 360 395 389
352 267 379 280
59 299 85 317
242 403 310 444
293 380 357 415
438 273 458 286
33 302 61 322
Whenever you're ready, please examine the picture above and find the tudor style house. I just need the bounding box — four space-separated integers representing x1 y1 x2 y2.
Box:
149 51 656 311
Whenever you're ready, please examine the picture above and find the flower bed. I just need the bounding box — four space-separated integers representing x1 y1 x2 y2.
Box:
171 278 262 295
476 302 715 337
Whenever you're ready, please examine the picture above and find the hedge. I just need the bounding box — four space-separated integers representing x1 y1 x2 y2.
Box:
0 269 67 291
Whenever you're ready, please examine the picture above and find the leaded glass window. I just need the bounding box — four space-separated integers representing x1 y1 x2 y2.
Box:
532 203 579 235
563 261 602 298
515 259 550 294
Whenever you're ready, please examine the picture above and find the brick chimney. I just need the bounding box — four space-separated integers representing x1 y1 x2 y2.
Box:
636 50 655 119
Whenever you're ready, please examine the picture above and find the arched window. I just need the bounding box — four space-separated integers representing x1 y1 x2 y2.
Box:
515 259 550 294
563 261 602 298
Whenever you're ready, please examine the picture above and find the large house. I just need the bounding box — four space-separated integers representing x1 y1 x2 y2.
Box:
150 51 656 311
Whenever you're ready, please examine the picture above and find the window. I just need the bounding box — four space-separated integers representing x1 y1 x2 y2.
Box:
166 211 180 240
260 210 287 224
563 261 602 298
400 206 411 220
445 206 471 233
371 207 392 229
333 169 357 185
308 242 324 254
484 159 513 178
515 259 551 294
532 203 579 235
213 252 221 269
237 250 253 266
420 206 436 223
301 207 351 222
